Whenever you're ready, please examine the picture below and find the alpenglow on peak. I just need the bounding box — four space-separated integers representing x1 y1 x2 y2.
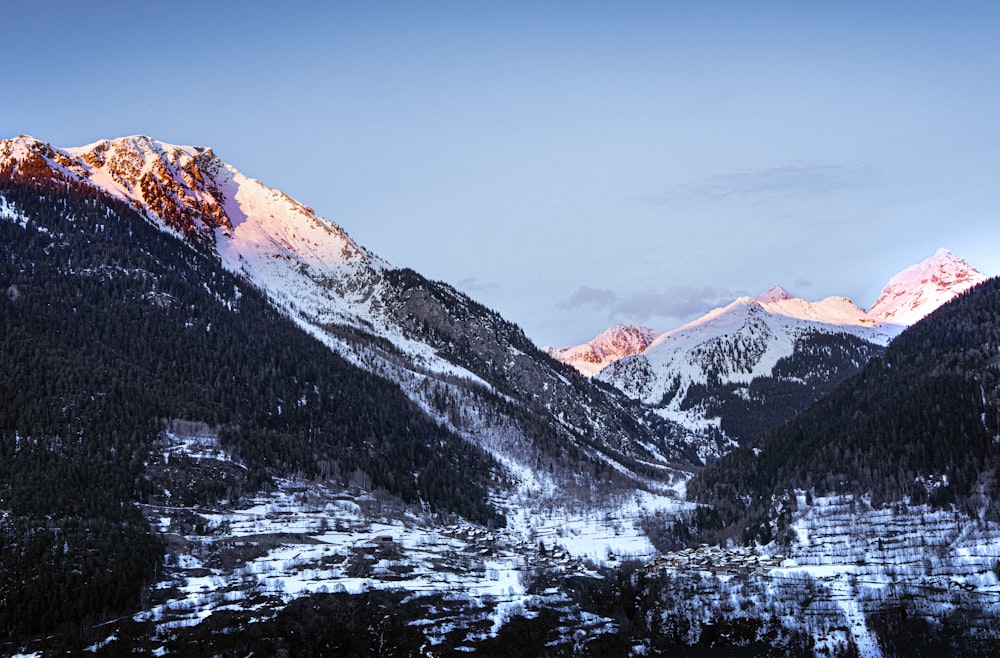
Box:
868 248 986 326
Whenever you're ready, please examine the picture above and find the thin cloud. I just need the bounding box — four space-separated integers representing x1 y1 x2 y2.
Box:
560 285 738 324
456 277 498 295
559 286 618 310
638 162 879 206
615 287 736 321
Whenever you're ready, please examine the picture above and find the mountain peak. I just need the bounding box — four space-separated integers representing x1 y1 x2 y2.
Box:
756 285 791 303
594 323 658 344
545 324 658 377
3 134 373 258
2 133 390 336
868 248 986 325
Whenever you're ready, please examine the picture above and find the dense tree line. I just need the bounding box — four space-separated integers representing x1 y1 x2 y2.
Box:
683 332 885 444
686 279 1000 545
0 173 502 640
382 267 695 482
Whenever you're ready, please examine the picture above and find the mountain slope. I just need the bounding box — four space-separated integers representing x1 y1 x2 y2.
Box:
0 171 508 640
1 135 694 503
688 276 1000 543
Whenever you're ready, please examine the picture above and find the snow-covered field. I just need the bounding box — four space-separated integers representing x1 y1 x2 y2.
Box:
768 493 1000 656
121 435 688 651
98 437 1000 656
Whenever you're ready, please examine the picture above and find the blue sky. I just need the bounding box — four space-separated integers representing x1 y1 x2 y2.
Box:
5 1 1000 345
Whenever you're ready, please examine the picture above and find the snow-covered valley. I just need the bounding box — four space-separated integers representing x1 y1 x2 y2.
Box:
70 432 688 655
4 134 1000 656
61 435 1000 657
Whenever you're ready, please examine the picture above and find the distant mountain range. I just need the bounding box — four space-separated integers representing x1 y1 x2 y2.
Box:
3 134 986 466
548 248 986 451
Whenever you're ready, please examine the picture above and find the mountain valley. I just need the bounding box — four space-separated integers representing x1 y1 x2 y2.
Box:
2 135 999 656
550 251 986 450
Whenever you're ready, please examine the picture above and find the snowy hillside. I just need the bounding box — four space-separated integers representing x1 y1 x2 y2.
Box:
544 324 659 377
0 134 691 500
868 248 986 325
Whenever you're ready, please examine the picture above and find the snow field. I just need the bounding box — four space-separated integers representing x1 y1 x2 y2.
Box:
502 488 692 567
768 492 1000 656
0 194 30 228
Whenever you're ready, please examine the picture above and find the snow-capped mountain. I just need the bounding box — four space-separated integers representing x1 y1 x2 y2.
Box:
546 250 986 450
0 135 690 494
620 287 893 395
594 288 899 448
554 286 891 381
544 325 659 377
3 134 392 340
5 133 1000 656
868 247 986 325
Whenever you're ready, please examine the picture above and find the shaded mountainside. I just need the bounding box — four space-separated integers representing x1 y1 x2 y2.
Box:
680 331 886 444
597 294 894 452
556 252 983 453
0 175 502 640
378 268 688 479
686 278 1000 545
0 136 694 494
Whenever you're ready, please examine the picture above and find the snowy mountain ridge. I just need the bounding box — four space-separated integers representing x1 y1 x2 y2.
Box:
869 247 986 325
1 134 691 498
544 324 660 377
2 135 397 347
596 291 901 440
554 249 983 385
548 250 985 448
552 286 894 388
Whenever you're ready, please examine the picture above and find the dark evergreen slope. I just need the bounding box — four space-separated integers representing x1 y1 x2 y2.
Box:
3 135 694 501
0 175 500 640
379 267 686 482
687 279 1000 544
682 332 886 444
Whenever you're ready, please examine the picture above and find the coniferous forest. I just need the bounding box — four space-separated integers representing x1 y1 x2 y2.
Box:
686 278 1000 545
681 331 886 444
4 150 1000 656
0 175 502 640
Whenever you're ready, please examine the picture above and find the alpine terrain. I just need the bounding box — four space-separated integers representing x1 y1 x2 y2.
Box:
551 251 986 452
2 134 999 656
